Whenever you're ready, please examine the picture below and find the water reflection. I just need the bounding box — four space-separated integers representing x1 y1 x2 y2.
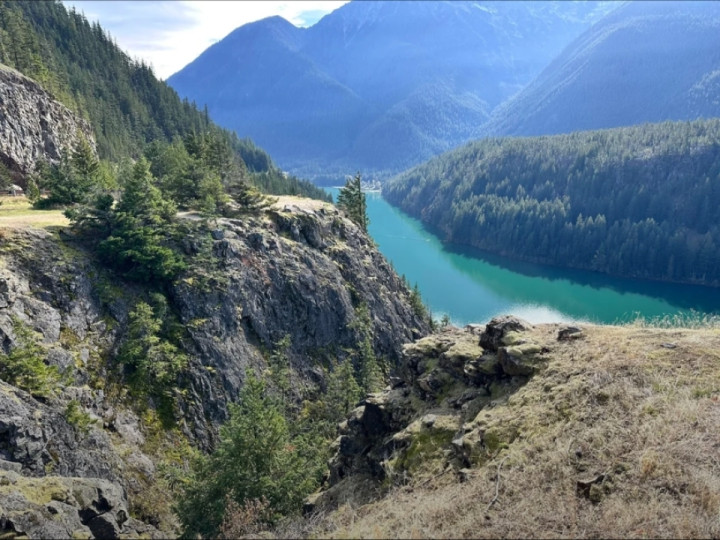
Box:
328 188 720 325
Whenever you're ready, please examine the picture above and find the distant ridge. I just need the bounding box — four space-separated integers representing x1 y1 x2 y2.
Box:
168 1 615 182
482 1 720 137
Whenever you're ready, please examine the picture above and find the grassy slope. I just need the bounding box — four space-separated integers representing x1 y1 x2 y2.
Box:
0 196 67 228
311 322 720 538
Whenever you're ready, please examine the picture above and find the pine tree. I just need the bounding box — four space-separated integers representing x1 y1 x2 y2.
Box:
337 172 369 232
98 158 186 283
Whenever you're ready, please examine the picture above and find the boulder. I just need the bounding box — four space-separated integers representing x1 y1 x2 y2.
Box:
498 343 543 376
480 316 532 351
558 326 584 341
0 471 158 539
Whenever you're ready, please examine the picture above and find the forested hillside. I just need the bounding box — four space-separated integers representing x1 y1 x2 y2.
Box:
168 0 615 182
384 119 720 286
0 0 328 201
482 1 720 137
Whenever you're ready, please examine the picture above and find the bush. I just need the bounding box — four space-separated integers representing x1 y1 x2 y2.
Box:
176 376 322 538
0 318 60 398
64 399 96 434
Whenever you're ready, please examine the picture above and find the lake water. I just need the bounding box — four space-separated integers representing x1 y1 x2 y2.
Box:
327 188 720 325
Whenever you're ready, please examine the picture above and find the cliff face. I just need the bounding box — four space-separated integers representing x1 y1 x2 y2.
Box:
0 197 430 537
172 198 429 442
0 64 95 176
307 315 548 512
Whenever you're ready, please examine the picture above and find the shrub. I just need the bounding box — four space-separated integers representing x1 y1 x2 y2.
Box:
177 376 322 538
0 318 59 398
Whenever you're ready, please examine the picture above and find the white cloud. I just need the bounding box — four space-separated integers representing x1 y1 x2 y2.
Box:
62 1 349 79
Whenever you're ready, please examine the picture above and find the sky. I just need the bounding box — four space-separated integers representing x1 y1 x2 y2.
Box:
61 1 350 80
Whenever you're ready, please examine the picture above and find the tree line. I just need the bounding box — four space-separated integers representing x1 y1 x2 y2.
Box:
0 0 329 202
384 118 720 286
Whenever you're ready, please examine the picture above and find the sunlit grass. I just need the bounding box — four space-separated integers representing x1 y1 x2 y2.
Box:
297 322 720 539
0 196 68 228
625 310 720 329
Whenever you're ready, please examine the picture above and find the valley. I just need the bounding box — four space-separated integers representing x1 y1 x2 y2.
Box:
168 0 617 180
1 0 720 538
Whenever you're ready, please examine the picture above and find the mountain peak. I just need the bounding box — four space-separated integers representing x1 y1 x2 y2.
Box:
169 1 616 180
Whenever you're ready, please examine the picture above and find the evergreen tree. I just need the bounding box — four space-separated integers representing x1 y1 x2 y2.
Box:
224 176 275 214
349 303 385 393
0 317 60 399
177 376 322 538
34 137 100 208
267 335 292 409
98 158 186 283
117 300 187 393
326 359 362 420
337 172 369 232
64 191 114 237
71 135 99 180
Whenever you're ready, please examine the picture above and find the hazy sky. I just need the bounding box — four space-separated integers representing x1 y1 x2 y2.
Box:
61 1 350 80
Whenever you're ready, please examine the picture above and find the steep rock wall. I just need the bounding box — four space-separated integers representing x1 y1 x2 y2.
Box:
0 64 95 177
0 198 430 537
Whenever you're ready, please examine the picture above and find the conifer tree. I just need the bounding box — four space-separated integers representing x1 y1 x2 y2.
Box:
117 300 187 393
177 376 321 538
98 158 186 283
337 172 369 232
327 359 362 418
349 303 385 393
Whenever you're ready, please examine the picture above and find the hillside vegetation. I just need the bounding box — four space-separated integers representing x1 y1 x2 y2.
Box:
0 0 328 201
384 118 720 286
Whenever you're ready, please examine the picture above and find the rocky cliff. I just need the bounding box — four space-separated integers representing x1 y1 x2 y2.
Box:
0 64 95 177
0 197 430 538
302 317 720 539
306 315 550 511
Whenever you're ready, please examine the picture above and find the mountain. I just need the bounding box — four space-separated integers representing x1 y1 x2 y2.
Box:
483 1 720 137
384 118 720 286
168 1 616 182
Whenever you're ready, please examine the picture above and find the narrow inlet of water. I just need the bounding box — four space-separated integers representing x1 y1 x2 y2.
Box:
327 188 720 325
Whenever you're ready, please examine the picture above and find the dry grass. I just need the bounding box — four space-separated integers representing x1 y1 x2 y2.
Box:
273 195 333 213
309 323 720 539
0 196 68 228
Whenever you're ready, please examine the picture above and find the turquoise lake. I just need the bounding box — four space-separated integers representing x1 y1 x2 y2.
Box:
327 188 720 325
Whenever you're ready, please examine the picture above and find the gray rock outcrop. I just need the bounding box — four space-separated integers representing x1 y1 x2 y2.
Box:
309 316 551 513
0 197 431 536
0 64 95 176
